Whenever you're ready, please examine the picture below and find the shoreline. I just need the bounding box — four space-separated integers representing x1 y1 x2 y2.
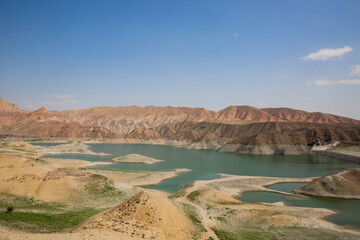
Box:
27 138 360 164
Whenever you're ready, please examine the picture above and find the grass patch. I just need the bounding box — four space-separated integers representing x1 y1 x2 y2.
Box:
0 193 65 211
0 208 101 233
81 167 151 173
85 175 125 198
237 229 278 240
216 200 242 205
187 190 200 201
212 228 238 240
181 203 207 239
0 193 102 233
215 216 227 223
168 182 194 199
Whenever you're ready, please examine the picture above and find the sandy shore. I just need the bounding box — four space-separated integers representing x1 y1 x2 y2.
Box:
83 168 191 187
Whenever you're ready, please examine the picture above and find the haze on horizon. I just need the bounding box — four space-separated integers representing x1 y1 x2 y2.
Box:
0 0 360 119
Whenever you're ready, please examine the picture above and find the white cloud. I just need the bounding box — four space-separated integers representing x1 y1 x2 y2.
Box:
302 46 352 60
23 100 36 110
350 64 360 76
312 78 360 86
233 33 239 39
23 94 78 110
42 93 78 106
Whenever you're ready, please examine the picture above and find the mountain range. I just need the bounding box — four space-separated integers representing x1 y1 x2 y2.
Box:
1 98 359 154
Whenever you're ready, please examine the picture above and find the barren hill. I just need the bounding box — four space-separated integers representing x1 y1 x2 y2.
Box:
262 107 360 124
0 98 24 112
82 190 193 240
218 105 280 122
63 105 218 135
294 168 360 199
152 121 360 154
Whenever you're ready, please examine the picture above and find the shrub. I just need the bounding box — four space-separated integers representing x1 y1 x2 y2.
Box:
6 206 14 213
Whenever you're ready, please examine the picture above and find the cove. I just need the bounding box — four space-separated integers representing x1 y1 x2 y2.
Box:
238 182 360 227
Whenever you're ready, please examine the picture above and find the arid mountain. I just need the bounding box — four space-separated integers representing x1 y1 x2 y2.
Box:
262 107 360 124
217 105 280 122
0 98 24 112
153 121 360 146
1 98 360 151
2 120 115 138
0 100 113 139
62 105 218 135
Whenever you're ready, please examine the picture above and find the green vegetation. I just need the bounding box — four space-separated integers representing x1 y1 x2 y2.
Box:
181 203 207 239
212 228 238 240
85 175 125 198
0 193 102 233
6 206 14 213
216 200 242 205
168 182 194 199
0 193 66 211
215 216 227 223
187 190 200 201
238 229 278 240
80 167 151 173
0 208 101 233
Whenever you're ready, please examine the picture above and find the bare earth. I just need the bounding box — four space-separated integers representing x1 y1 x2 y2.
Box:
0 141 359 240
113 154 164 164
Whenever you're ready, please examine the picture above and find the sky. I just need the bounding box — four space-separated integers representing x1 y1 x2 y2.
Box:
0 0 360 119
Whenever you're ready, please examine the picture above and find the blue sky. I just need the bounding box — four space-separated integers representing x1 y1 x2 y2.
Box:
1 0 360 119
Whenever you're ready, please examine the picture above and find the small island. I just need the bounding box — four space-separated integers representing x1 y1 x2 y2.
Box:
113 154 164 164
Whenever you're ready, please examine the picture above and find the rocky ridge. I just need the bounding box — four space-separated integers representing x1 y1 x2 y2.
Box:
1 98 360 154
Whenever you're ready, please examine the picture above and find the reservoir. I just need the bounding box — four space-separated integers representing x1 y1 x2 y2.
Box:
41 143 360 227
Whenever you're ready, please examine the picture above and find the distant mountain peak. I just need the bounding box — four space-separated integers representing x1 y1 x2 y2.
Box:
0 98 22 112
33 107 49 114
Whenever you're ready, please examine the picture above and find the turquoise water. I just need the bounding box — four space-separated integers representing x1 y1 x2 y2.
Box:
41 143 360 227
43 143 358 193
238 182 360 227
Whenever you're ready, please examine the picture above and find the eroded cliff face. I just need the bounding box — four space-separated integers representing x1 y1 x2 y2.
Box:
1 98 360 153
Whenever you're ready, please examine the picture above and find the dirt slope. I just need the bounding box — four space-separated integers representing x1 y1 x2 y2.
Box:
294 168 360 199
82 190 194 240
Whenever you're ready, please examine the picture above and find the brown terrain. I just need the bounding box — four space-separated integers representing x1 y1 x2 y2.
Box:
0 140 359 239
294 168 360 199
1 98 360 155
82 190 194 240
